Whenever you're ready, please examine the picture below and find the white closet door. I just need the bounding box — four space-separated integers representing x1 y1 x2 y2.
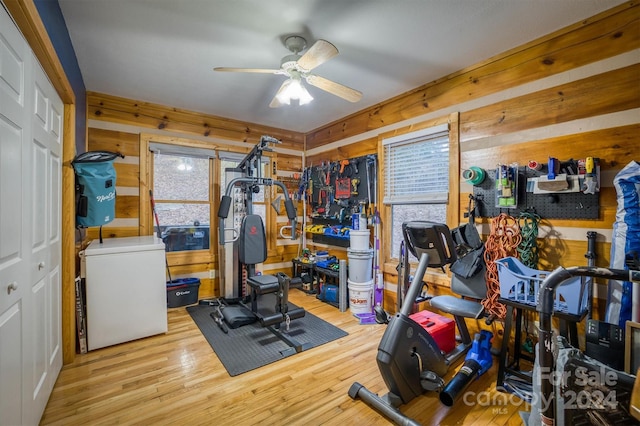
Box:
0 5 30 426
0 5 63 425
28 53 63 424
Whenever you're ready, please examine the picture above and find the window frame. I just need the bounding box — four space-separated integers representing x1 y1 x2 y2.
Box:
379 113 460 272
140 135 279 268
140 134 220 266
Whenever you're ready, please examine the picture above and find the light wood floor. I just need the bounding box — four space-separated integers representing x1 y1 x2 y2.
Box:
41 290 528 426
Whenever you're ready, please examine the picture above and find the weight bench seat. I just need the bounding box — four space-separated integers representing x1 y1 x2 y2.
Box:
247 274 280 294
430 295 484 319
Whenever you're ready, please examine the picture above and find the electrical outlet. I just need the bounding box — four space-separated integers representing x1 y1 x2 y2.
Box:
209 270 215 279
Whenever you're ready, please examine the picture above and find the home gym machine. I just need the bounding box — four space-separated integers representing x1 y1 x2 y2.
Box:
216 136 306 352
531 263 640 425
349 221 494 425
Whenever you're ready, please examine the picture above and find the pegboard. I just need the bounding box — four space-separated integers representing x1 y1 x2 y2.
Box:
308 154 377 220
306 155 377 247
472 167 600 219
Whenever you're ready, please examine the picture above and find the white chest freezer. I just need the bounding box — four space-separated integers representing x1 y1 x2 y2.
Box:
81 236 168 351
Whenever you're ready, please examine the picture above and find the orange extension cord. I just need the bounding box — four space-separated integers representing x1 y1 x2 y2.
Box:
483 213 522 320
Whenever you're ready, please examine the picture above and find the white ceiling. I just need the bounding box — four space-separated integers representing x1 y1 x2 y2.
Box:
58 0 625 134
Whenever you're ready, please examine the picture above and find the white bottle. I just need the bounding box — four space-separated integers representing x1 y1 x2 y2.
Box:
359 213 367 230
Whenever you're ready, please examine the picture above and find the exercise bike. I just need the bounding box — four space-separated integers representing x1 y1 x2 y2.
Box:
349 221 493 425
531 263 640 425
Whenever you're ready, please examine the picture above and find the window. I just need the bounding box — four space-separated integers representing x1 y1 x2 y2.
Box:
382 122 454 260
149 142 216 253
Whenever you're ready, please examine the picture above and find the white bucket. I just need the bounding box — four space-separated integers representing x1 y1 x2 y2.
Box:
347 248 373 282
349 229 370 250
348 279 374 314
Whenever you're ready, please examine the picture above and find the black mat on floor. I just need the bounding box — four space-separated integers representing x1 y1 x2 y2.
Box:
186 297 348 376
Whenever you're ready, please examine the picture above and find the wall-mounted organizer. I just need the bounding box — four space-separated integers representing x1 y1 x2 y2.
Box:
471 158 601 220
305 154 378 247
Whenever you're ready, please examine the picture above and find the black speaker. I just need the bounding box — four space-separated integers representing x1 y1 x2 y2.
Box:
585 319 625 371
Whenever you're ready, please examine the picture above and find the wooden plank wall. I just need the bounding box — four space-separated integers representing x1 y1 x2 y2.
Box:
84 3 638 324
86 94 305 300
304 2 640 319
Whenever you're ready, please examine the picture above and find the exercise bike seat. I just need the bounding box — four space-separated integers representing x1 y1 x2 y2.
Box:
430 296 484 319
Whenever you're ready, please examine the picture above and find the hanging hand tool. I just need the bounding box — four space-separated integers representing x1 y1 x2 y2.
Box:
350 159 359 175
318 189 327 214
582 157 597 194
307 179 313 207
365 158 371 203
538 157 568 191
318 188 329 215
296 167 311 201
317 162 327 187
351 178 360 195
339 159 351 177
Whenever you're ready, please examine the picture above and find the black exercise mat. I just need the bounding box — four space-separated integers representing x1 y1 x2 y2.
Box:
187 297 348 376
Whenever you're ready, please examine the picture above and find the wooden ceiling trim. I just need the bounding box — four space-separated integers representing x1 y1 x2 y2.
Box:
88 92 305 150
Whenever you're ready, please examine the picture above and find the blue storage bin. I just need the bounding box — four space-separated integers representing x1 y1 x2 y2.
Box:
166 278 200 307
495 257 587 315
317 284 339 303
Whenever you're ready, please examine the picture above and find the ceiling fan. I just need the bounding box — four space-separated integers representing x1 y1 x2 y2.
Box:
214 36 363 108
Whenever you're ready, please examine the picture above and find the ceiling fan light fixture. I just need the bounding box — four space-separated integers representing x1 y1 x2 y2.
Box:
296 81 314 105
216 37 360 107
275 79 292 105
276 77 313 106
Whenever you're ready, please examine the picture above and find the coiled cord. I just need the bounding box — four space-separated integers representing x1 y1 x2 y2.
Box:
517 211 540 268
483 213 522 320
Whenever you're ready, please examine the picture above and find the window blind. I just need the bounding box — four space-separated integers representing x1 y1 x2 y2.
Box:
383 124 450 204
149 142 216 159
218 150 270 165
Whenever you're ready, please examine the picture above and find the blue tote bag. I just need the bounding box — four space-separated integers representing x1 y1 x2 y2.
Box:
72 151 123 228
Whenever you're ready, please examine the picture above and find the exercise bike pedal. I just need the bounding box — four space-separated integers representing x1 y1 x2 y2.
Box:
420 371 444 392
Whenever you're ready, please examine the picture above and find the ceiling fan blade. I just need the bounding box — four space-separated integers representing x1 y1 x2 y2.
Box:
296 39 339 72
214 67 281 74
269 81 289 108
305 75 362 103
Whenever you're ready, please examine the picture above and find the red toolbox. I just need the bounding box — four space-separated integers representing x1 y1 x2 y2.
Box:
409 310 455 353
